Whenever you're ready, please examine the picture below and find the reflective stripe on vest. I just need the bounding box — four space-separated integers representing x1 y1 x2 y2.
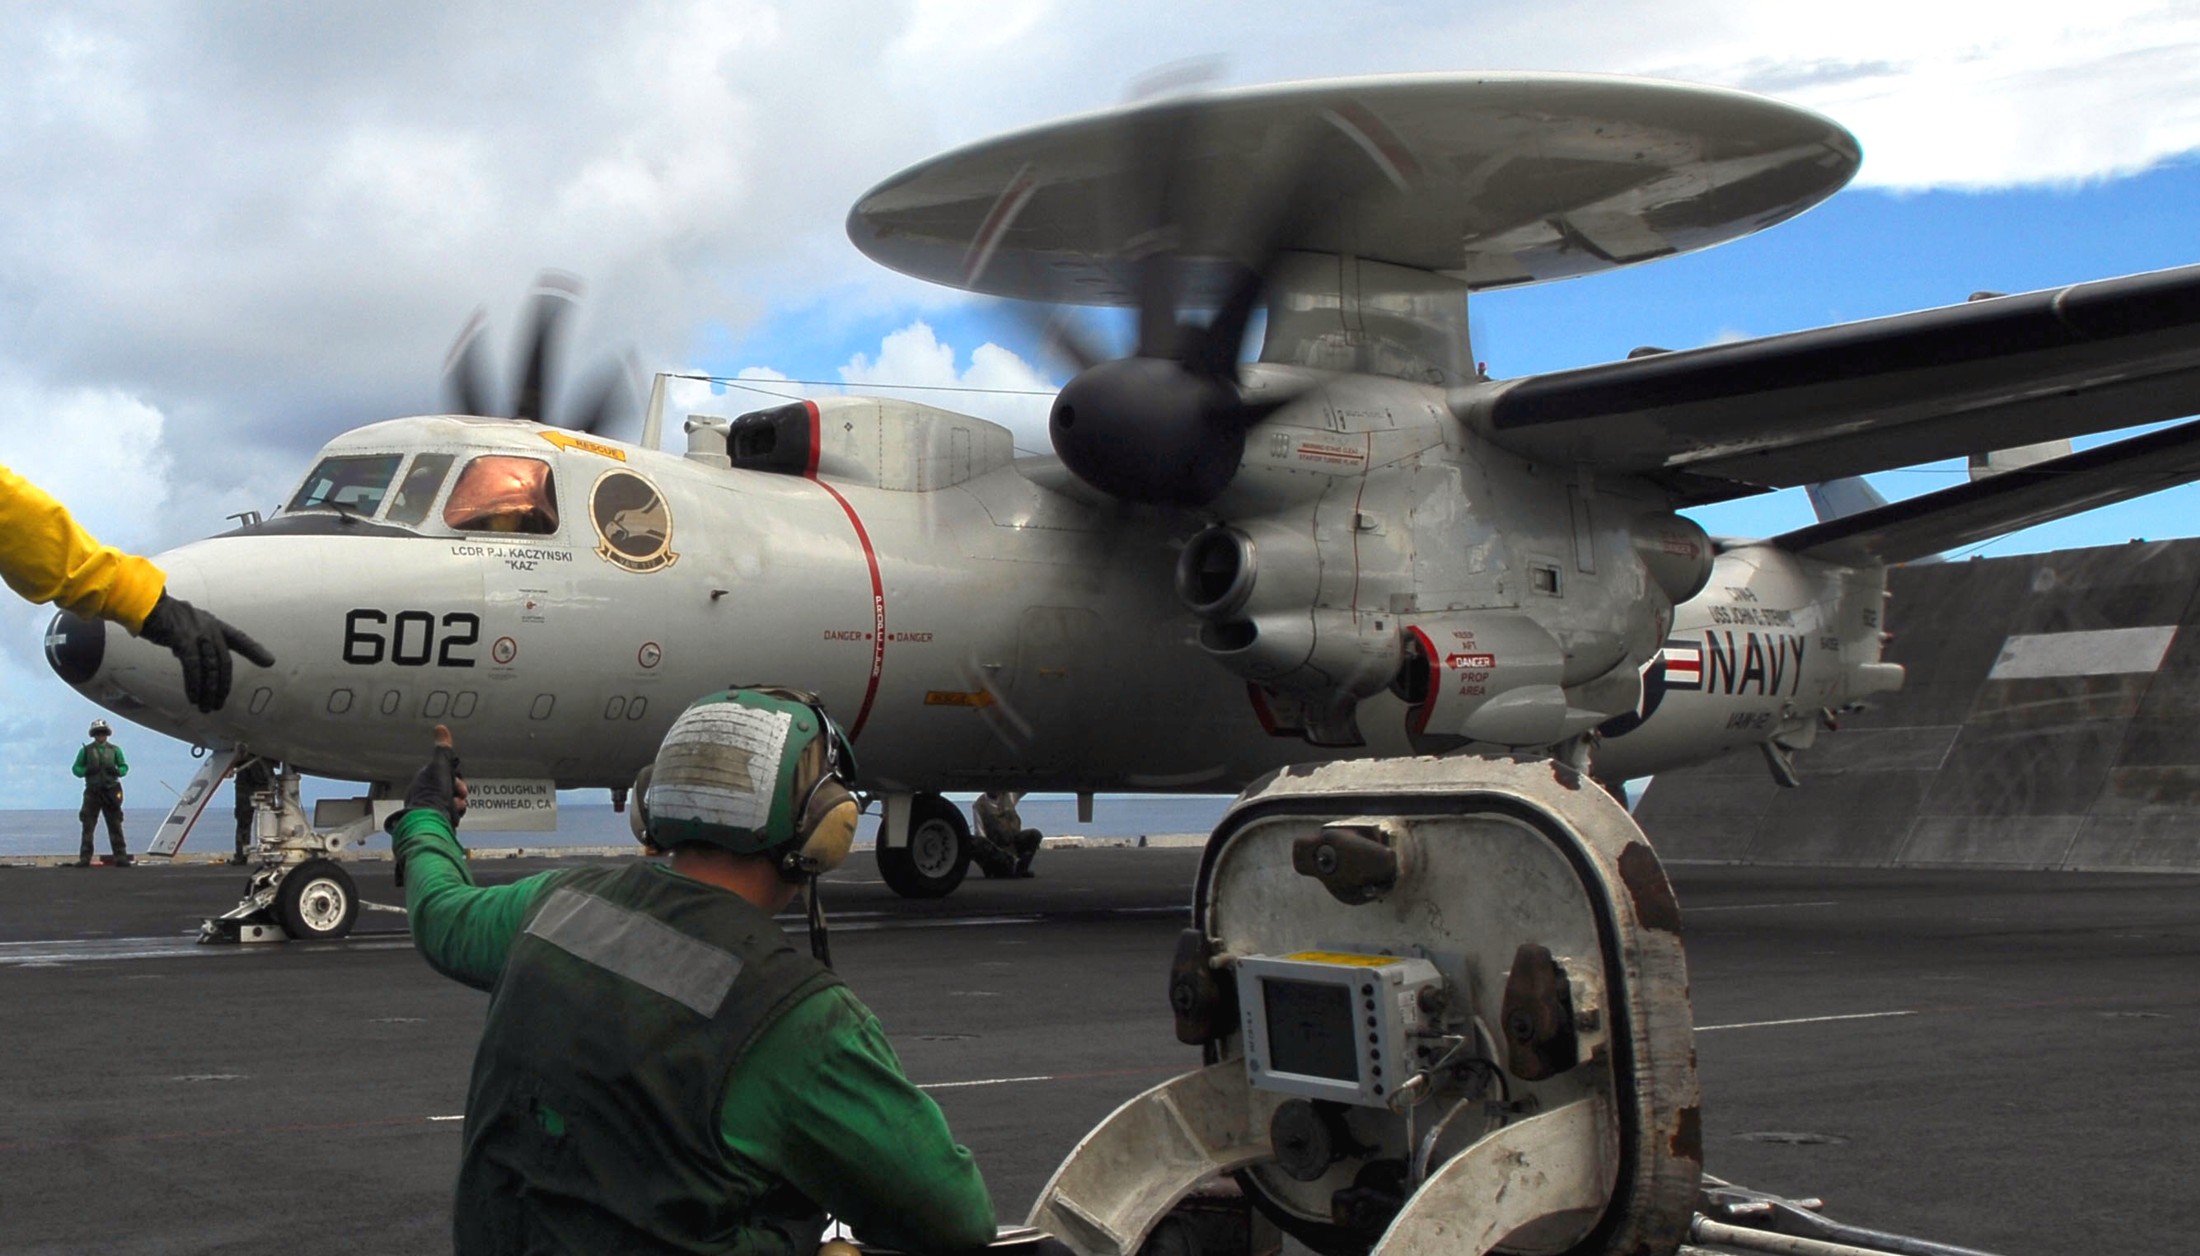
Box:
524 885 744 1017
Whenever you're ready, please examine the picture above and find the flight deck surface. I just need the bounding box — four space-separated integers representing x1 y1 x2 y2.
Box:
1 850 2193 1255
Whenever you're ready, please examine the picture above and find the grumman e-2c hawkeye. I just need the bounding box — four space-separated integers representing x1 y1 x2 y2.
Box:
45 72 2200 933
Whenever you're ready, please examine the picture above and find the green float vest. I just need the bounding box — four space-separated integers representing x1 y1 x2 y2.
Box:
80 744 121 789
454 863 842 1256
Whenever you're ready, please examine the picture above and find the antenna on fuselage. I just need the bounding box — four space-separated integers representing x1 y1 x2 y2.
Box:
641 372 669 453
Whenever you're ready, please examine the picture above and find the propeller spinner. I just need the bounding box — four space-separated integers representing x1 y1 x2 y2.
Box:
1028 100 1400 507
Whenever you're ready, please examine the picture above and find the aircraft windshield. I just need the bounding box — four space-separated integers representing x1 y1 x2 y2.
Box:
385 453 456 526
287 454 404 517
444 455 558 534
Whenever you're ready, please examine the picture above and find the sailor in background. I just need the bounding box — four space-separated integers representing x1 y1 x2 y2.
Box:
231 755 273 865
971 790 1042 879
72 720 130 867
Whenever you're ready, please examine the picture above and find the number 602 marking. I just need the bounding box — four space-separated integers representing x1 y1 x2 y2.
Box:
342 610 482 668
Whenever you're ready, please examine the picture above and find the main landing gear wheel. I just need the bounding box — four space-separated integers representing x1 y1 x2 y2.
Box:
276 858 359 940
877 793 972 899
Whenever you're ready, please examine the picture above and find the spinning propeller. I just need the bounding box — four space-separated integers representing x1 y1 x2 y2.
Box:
442 273 634 437
1030 98 1403 507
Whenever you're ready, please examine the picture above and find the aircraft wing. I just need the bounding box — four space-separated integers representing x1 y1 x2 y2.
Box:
1769 418 2200 567
1461 263 2200 502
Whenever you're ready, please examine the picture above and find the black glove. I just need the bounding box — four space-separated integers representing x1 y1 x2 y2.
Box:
136 592 276 713
392 737 464 829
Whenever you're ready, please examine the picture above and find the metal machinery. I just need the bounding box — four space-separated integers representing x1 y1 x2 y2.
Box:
1014 756 2005 1256
180 750 379 943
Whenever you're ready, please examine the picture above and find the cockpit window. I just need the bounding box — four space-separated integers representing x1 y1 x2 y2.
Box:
385 453 456 526
287 454 404 517
444 455 558 534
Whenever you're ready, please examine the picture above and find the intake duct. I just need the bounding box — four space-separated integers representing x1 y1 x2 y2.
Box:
1174 522 1398 700
1176 525 1260 622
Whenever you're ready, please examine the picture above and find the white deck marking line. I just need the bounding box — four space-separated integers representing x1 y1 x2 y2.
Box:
428 1115 464 1122
1687 901 1838 913
830 916 1044 932
1697 1010 1917 1032
919 1074 1057 1091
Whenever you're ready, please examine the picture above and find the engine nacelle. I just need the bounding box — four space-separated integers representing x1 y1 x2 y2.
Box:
1177 523 1400 700
1632 513 1715 605
1395 612 1611 751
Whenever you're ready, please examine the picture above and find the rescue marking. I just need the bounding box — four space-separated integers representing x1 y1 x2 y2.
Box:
538 430 628 462
1696 1010 1916 1033
804 400 886 739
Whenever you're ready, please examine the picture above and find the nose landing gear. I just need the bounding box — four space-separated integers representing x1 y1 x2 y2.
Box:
200 769 380 943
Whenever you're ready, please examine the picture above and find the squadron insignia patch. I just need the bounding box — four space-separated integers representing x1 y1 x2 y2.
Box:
588 469 679 573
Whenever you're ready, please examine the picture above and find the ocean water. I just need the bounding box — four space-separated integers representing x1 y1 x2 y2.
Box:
0 794 1238 858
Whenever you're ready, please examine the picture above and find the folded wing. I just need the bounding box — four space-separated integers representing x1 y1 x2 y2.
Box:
1461 263 2200 504
1769 418 2200 566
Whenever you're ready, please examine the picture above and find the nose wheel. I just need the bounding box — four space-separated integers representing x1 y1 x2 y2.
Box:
200 768 381 943
275 858 360 940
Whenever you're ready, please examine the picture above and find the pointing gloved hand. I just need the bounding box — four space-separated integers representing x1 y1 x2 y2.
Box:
388 725 469 884
397 724 469 827
134 591 276 713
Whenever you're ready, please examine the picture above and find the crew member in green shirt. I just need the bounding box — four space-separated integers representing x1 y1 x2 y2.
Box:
387 689 996 1255
72 719 132 866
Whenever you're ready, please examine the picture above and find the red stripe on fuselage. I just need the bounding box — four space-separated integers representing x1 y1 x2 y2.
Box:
1405 625 1440 736
803 400 884 739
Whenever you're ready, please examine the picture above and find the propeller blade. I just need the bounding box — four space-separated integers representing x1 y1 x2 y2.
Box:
566 358 637 437
441 307 494 416
1190 112 1394 381
1043 311 1107 375
998 301 1109 375
512 273 581 423
1120 102 1196 360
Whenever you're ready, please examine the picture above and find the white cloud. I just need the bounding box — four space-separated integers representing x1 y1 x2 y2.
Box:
837 322 1057 451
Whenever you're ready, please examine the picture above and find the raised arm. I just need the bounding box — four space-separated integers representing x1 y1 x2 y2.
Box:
387 725 560 991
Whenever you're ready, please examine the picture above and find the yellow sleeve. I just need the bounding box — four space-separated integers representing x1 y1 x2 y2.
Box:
0 463 167 632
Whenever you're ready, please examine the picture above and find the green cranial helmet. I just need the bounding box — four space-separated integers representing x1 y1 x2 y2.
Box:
642 688 855 859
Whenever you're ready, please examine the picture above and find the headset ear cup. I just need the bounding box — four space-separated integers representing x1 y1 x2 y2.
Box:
629 764 657 851
798 780 859 874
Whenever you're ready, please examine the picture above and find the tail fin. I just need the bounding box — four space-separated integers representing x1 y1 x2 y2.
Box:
1804 477 1890 523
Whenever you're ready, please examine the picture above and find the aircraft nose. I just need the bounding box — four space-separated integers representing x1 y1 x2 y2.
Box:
44 611 106 686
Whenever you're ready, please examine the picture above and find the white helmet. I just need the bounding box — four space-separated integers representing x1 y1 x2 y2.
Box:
88 720 112 738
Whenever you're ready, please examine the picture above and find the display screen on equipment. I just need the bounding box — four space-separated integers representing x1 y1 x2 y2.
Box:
1262 977 1359 1082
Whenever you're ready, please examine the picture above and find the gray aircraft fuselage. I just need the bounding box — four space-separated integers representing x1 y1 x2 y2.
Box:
48 365 1901 800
